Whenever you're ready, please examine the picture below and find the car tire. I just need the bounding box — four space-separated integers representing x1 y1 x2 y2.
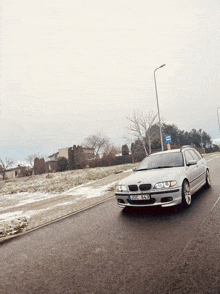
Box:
182 180 191 208
123 206 136 213
205 169 211 188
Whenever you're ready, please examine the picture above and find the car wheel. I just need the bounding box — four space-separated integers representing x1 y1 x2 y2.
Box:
182 180 191 208
205 169 211 188
122 207 131 213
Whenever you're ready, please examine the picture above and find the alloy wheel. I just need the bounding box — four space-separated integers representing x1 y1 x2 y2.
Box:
182 181 191 208
206 170 211 188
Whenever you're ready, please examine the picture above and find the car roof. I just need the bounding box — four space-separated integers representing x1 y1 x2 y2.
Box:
150 149 181 156
149 146 196 156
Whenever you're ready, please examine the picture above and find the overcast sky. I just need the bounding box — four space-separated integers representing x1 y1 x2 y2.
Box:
1 0 220 163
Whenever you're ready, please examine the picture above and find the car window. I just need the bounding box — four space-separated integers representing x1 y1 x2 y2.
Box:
137 152 184 170
184 150 194 164
189 150 201 161
193 149 202 160
188 150 199 162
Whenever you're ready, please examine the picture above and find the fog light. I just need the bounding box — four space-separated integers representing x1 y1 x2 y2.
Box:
161 197 173 203
117 199 125 204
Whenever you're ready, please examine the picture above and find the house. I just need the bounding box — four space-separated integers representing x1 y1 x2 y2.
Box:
47 146 95 172
48 148 70 162
5 165 22 179
48 147 95 162
48 152 59 161
47 148 70 171
2 165 33 180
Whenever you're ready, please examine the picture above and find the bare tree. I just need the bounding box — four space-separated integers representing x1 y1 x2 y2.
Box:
102 144 120 166
141 111 159 154
125 110 160 156
0 158 14 180
83 132 110 157
126 110 148 155
25 154 38 168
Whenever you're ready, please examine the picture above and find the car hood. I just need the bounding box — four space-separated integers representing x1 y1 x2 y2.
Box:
120 167 185 186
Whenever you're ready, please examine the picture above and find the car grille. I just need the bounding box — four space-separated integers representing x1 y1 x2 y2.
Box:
139 184 151 191
128 185 138 191
128 198 156 205
128 184 151 191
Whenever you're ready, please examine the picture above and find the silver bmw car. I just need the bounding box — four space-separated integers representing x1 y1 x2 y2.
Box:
115 146 211 209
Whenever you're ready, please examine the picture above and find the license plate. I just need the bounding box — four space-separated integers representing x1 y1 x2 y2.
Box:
129 194 150 200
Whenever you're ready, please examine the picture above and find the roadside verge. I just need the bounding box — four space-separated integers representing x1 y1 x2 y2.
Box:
0 169 133 243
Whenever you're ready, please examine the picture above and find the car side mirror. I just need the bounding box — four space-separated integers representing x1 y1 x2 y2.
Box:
187 160 197 166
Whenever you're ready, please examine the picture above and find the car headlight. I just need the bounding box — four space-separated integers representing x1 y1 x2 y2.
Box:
154 181 177 189
117 185 128 192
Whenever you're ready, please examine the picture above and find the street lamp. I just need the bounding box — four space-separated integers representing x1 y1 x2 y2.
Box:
217 107 220 132
154 64 165 151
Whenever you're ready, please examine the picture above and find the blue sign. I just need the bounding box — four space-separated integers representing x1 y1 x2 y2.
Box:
166 135 171 143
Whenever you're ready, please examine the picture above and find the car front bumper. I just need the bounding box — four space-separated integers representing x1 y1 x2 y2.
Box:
115 187 182 208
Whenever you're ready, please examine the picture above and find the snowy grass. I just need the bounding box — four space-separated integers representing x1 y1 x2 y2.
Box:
0 163 136 195
0 163 138 237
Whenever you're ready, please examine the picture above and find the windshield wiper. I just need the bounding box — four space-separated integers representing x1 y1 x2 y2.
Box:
156 166 174 169
137 167 165 171
137 166 176 171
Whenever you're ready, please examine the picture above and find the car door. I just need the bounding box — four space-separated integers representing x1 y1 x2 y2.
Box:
184 150 199 194
189 149 206 186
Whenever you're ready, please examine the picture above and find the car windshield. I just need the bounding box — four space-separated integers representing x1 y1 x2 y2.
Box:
137 152 184 171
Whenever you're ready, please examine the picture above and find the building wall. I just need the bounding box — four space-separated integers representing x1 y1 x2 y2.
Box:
49 153 59 161
48 147 95 163
58 148 69 160
5 169 19 179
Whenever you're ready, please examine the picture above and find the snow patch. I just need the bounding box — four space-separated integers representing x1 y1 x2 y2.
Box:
0 180 118 237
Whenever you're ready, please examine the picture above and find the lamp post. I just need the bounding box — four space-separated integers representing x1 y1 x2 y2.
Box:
154 64 165 151
217 107 220 132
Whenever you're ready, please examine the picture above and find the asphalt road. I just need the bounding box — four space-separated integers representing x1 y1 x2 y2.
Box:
0 153 220 294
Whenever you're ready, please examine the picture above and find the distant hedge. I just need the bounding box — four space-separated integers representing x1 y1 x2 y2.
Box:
88 154 146 168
